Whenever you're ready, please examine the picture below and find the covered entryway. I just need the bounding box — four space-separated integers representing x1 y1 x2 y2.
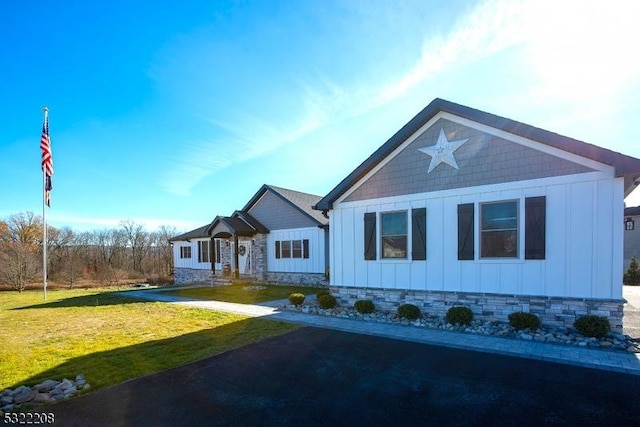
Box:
207 213 266 279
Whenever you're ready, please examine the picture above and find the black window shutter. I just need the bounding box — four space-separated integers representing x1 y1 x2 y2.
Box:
364 212 377 260
275 241 281 259
525 196 546 259
458 203 474 260
303 239 309 259
411 208 426 260
197 241 202 263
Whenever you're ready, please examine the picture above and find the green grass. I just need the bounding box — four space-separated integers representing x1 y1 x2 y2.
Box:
164 283 326 304
0 288 298 392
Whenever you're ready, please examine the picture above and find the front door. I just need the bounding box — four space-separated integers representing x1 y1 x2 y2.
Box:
231 241 251 275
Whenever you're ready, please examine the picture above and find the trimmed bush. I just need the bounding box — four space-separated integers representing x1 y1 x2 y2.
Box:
288 293 305 306
318 294 337 309
573 315 611 338
508 312 541 331
354 299 375 314
446 306 473 326
316 290 331 299
397 303 421 320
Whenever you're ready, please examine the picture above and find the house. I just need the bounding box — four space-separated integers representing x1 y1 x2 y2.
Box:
314 98 640 332
170 185 329 286
624 206 640 270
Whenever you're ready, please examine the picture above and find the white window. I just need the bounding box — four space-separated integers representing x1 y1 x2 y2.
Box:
481 201 518 258
215 239 221 263
276 239 310 259
381 211 407 259
198 241 210 263
180 246 192 259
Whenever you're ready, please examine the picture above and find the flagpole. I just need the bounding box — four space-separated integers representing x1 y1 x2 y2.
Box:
42 106 48 300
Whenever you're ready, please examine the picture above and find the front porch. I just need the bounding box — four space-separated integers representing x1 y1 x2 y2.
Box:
207 213 268 280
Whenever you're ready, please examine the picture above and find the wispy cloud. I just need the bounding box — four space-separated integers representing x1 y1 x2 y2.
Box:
157 0 640 196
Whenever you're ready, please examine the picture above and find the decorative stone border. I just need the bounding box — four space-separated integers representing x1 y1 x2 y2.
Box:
279 301 640 353
1 375 90 412
330 286 625 332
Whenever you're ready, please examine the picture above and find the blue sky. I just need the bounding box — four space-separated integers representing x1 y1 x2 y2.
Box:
2 0 640 233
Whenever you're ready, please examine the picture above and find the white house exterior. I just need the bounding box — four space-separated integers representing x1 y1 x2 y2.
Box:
170 185 329 286
314 98 640 331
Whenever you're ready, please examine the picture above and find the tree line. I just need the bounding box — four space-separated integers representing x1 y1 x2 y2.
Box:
0 211 178 291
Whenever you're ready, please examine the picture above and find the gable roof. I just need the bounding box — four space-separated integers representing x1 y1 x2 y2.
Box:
206 215 260 238
168 224 210 242
315 98 640 211
243 184 328 226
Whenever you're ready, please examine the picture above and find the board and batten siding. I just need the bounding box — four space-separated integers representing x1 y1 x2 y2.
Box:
329 173 624 300
172 238 214 270
267 227 326 274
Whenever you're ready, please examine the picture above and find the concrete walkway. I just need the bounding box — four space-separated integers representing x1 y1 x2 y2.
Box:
123 289 640 376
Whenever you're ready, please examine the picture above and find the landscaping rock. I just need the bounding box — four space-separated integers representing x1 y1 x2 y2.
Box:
0 375 90 410
279 302 640 353
13 389 36 404
33 393 51 403
34 379 60 392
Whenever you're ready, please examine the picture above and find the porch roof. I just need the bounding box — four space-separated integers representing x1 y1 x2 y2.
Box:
207 215 259 238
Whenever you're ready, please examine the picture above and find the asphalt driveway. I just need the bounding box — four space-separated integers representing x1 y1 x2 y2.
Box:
50 327 639 426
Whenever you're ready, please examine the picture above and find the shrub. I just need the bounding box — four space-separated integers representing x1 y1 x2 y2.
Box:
624 256 640 286
318 294 337 309
316 289 330 299
354 299 375 314
397 303 421 320
508 312 541 331
288 293 305 306
573 315 611 338
446 306 473 326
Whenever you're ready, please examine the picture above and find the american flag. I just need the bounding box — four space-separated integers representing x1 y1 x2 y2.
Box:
40 110 53 207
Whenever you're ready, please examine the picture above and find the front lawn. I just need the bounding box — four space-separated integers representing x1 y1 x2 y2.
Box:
163 283 326 304
0 289 298 392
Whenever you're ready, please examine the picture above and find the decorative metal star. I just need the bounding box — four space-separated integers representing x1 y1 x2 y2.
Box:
419 129 468 173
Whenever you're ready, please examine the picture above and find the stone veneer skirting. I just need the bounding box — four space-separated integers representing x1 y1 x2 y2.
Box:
330 286 624 332
174 268 328 288
174 268 213 285
266 272 328 287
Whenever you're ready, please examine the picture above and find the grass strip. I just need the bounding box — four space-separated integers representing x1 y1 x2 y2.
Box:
0 288 298 391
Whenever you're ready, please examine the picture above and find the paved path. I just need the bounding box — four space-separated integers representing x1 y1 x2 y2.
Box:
124 289 640 376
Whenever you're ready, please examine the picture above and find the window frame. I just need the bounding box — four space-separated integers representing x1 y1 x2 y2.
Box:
480 200 519 259
180 246 192 259
292 240 302 258
275 239 311 259
380 210 408 259
198 240 211 263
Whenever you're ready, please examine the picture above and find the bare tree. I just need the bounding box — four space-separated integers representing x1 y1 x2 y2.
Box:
157 225 177 276
54 228 86 289
120 220 147 273
0 242 40 292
